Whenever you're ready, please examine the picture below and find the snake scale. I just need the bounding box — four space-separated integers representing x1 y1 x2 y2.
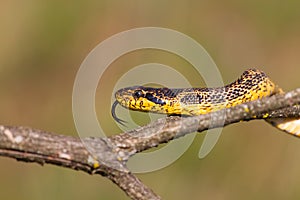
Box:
112 69 300 137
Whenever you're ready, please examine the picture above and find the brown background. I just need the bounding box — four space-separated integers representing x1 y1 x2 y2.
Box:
1 1 300 199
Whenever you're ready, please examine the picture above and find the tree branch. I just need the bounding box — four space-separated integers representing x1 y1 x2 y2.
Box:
108 88 300 156
0 126 160 200
0 88 300 200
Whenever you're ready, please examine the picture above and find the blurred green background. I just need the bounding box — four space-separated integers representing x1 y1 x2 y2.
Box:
1 1 300 199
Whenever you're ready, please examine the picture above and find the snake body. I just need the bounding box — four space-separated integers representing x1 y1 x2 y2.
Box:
112 69 300 136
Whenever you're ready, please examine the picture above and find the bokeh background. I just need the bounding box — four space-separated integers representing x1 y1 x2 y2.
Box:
1 1 300 199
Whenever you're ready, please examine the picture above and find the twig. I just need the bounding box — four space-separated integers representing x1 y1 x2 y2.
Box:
108 88 300 156
0 88 300 200
0 126 160 200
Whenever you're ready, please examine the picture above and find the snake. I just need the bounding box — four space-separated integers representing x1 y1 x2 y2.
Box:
112 69 300 137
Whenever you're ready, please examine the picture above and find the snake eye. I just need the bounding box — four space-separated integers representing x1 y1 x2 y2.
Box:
133 90 144 98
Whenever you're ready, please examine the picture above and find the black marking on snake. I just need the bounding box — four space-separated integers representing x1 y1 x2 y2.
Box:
145 93 166 105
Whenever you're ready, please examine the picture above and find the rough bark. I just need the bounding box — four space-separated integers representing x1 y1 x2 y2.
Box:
0 88 300 200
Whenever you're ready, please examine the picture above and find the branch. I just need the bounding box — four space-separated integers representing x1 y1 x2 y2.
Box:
0 126 159 200
0 88 299 200
108 88 300 155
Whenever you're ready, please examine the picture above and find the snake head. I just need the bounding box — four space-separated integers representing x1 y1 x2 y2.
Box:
112 86 171 125
114 86 169 112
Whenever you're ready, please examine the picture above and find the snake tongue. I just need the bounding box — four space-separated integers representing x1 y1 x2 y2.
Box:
111 100 128 126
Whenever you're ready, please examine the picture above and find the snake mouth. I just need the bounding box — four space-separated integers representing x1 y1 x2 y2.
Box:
111 87 145 126
112 86 171 125
112 86 143 126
